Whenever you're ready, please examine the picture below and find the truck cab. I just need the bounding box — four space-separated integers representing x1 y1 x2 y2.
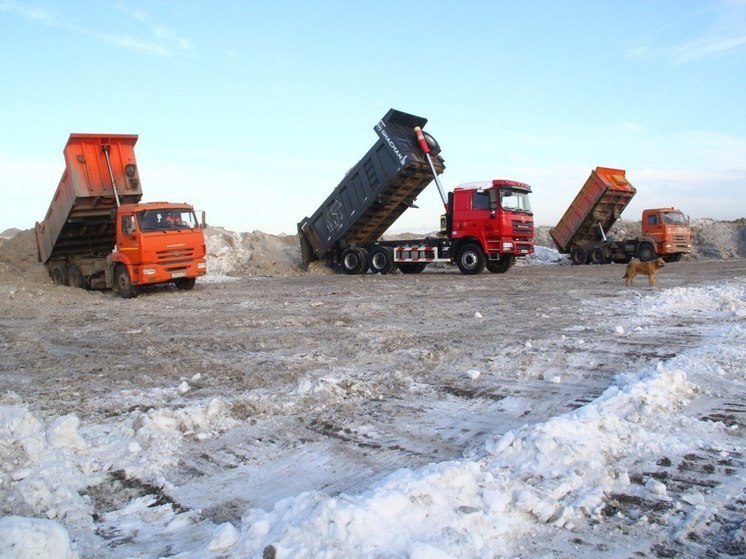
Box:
448 180 534 272
112 202 207 296
640 208 692 261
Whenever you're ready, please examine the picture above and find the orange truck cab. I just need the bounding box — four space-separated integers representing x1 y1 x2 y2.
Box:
640 208 692 262
35 134 207 298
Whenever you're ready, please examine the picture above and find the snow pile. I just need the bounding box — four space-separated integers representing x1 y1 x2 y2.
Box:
204 227 301 277
518 244 569 266
0 515 78 559
0 280 743 557
214 360 704 558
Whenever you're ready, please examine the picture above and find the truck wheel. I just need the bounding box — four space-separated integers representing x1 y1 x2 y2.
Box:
570 246 588 265
589 246 607 265
369 247 395 274
66 264 85 288
175 277 196 290
114 265 137 298
663 253 683 263
51 265 67 286
638 243 656 262
398 262 426 274
486 257 515 273
341 247 367 275
456 244 486 275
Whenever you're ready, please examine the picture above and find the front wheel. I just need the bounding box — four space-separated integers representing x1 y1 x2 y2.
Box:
114 265 137 298
456 243 486 275
638 243 656 262
486 257 515 274
175 277 196 290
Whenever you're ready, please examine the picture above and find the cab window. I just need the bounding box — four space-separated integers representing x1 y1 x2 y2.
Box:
121 215 136 234
472 191 491 210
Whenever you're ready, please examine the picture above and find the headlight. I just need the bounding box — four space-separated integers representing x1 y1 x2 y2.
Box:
502 242 514 251
143 268 156 275
197 262 207 269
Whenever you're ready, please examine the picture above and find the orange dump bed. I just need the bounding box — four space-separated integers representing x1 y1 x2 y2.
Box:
35 134 144 264
549 167 636 253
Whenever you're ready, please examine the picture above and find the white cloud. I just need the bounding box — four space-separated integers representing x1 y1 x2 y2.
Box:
0 1 191 58
673 33 746 62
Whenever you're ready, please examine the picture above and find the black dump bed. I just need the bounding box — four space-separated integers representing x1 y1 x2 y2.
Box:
297 109 445 266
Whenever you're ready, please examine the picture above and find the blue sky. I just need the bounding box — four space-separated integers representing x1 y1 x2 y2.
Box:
1 0 744 235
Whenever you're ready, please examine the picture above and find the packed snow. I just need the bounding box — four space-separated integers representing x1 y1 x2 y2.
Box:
1 279 743 558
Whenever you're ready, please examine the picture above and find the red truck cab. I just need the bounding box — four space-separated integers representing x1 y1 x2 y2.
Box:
448 180 534 262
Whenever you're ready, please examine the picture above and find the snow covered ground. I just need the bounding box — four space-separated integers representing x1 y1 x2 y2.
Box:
1 265 744 558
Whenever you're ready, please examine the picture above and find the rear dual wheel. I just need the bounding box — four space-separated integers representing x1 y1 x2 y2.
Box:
340 247 368 275
369 247 396 274
51 265 67 286
589 246 607 265
570 246 588 265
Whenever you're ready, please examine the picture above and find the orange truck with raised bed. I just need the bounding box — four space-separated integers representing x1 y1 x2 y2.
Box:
550 167 692 265
35 134 207 297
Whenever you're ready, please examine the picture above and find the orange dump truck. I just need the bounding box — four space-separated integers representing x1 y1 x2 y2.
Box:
35 134 207 297
550 167 692 265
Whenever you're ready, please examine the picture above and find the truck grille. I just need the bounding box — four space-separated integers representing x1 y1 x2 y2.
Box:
157 247 195 262
512 220 533 234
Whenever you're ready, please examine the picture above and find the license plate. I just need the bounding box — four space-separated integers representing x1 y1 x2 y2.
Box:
171 272 186 278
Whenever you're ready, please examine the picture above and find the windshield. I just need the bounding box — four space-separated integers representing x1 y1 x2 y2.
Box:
662 212 688 225
137 209 198 232
501 189 532 214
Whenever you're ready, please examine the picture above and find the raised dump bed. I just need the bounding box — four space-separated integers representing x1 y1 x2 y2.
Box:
297 109 445 266
549 166 636 254
36 134 143 265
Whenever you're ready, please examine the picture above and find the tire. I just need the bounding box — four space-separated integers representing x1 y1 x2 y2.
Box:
66 264 85 288
638 243 656 262
340 247 367 275
456 243 486 275
663 253 683 263
369 247 395 274
570 246 588 266
175 277 196 290
114 265 137 298
398 262 426 274
423 131 441 156
589 246 607 265
486 257 515 274
51 266 67 286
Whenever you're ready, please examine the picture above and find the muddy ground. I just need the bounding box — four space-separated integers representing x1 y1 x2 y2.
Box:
0 224 744 557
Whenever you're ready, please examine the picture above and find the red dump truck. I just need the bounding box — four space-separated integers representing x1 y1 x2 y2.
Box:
298 109 534 275
550 167 692 265
35 134 207 297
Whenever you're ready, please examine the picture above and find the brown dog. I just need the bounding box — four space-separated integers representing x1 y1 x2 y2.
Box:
623 257 666 287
